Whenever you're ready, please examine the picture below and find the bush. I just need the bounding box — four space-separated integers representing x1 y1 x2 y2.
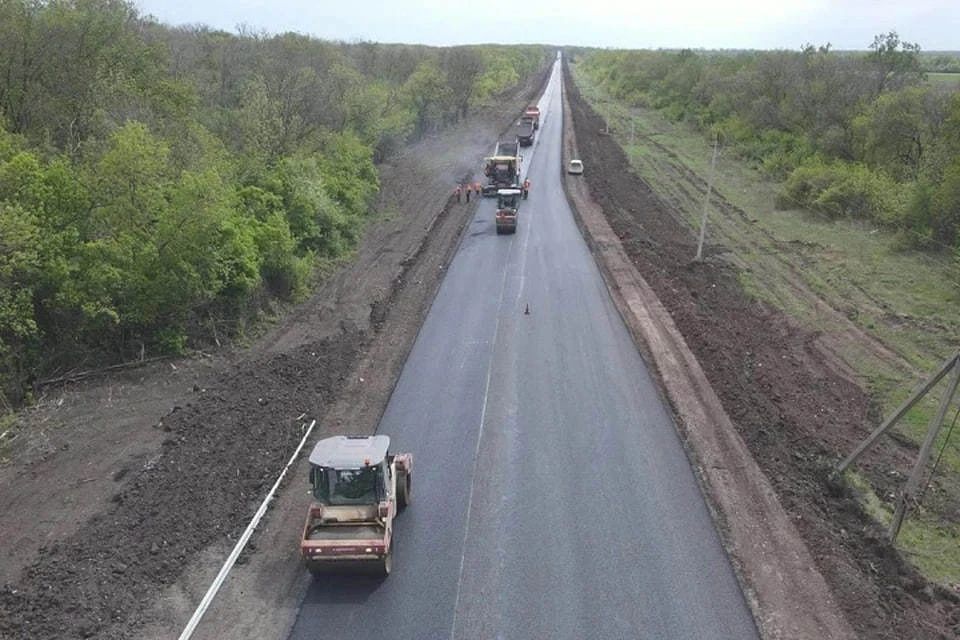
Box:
780 159 898 220
752 131 812 179
890 181 937 248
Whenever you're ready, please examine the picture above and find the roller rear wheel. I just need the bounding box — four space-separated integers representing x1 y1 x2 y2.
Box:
398 470 411 509
377 548 393 576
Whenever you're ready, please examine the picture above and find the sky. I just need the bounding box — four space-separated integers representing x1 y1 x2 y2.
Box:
133 0 960 51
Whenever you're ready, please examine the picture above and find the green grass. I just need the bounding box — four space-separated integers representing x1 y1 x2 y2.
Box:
845 471 893 523
570 61 960 585
898 515 960 584
927 72 960 87
844 471 960 584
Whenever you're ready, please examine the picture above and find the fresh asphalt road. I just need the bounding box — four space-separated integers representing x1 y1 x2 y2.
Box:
289 58 759 640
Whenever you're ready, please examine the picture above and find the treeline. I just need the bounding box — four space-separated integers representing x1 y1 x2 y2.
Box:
578 33 960 256
0 0 549 403
921 53 960 74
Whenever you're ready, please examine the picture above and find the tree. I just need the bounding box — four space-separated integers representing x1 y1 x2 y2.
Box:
403 59 451 137
270 155 347 255
233 74 283 170
87 122 169 237
1 0 152 149
854 87 950 182
926 95 960 246
441 46 484 119
867 31 924 98
0 202 41 398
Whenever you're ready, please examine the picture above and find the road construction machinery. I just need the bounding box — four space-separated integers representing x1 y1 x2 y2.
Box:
482 154 521 197
495 139 519 158
495 188 522 234
300 435 412 576
524 105 540 130
516 116 536 146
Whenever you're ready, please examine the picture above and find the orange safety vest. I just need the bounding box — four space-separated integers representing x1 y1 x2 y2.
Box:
455 185 461 194
524 179 530 189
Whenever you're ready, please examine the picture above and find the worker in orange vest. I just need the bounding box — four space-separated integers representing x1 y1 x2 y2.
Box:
455 183 462 203
523 178 530 199
475 181 482 198
466 182 472 202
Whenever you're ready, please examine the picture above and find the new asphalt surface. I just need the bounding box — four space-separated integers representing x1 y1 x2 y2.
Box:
288 58 759 640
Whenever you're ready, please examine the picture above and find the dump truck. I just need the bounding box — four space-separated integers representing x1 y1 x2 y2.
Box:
495 139 519 158
516 116 536 147
495 188 522 234
300 435 412 576
524 105 540 130
482 154 521 197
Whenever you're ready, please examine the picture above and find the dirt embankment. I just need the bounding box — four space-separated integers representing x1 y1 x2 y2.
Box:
0 59 552 640
562 59 958 639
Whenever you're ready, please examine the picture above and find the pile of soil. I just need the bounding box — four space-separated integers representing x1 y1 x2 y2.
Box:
562 61 958 639
1 331 364 638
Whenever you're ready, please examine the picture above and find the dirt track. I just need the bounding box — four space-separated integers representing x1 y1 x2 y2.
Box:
1 54 957 640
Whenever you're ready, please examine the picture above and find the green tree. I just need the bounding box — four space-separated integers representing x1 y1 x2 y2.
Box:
0 202 42 397
316 131 379 221
151 168 260 334
866 31 924 98
233 74 284 170
403 59 451 137
853 87 950 182
267 156 347 255
87 122 169 238
238 184 310 298
441 46 484 119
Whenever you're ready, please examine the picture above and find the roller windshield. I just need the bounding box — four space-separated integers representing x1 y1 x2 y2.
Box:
313 466 381 505
498 192 519 208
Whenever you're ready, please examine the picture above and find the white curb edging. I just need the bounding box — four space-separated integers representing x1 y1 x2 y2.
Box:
178 418 317 640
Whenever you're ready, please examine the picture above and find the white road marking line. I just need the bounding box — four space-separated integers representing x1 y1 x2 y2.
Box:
178 419 317 640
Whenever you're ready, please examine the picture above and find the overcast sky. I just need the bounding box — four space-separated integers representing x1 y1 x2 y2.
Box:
133 0 960 51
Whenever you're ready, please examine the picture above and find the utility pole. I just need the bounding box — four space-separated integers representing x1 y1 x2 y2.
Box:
889 360 960 540
834 350 960 542
694 135 719 262
836 352 959 474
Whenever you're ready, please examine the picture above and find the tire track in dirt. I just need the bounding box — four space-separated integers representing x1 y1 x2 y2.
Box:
635 132 915 387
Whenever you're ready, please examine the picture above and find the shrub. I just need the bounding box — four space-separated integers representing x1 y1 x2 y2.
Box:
780 159 898 220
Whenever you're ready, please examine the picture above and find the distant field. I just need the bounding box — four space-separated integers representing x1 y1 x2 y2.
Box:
927 72 960 87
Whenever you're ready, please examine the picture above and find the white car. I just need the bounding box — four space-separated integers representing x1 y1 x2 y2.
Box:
567 159 584 175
